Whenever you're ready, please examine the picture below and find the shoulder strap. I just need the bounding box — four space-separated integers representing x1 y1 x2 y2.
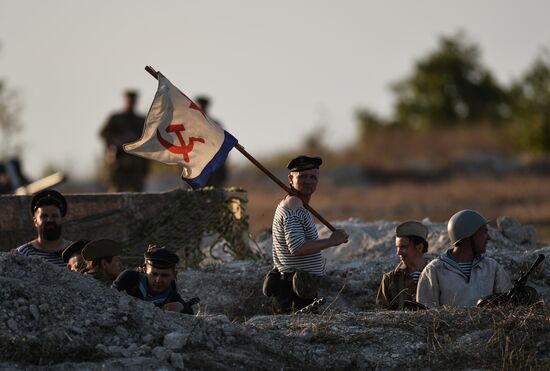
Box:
398 271 406 310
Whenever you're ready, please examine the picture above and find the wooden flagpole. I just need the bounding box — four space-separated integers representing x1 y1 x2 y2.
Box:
144 65 336 232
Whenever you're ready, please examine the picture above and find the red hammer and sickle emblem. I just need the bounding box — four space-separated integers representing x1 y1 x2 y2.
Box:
156 124 205 163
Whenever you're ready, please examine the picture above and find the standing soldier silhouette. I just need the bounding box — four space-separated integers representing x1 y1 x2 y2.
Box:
195 95 228 188
99 90 150 192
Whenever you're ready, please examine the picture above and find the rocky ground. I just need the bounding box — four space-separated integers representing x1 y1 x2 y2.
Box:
1 217 549 370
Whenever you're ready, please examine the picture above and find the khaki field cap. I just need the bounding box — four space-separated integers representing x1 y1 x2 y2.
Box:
395 221 428 240
448 209 488 246
81 239 122 261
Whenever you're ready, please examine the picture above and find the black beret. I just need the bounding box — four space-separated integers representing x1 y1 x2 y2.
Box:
144 247 179 269
31 189 67 217
61 239 90 263
286 156 323 172
81 239 122 261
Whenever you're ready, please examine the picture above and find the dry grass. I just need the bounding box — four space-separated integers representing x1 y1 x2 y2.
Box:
486 305 550 370
273 305 549 369
225 125 550 242
419 305 550 370
239 174 550 243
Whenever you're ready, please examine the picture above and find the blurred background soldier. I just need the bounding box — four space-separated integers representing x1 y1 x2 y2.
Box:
99 90 150 192
0 158 30 194
376 221 430 310
195 95 228 188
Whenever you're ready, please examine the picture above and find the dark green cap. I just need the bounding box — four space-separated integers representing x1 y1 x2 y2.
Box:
81 239 122 261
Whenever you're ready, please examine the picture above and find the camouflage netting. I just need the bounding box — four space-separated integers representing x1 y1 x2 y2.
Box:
125 187 260 268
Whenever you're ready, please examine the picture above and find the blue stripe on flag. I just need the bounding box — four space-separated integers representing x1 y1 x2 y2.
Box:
185 131 238 189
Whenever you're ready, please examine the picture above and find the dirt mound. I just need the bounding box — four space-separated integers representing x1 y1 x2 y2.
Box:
0 252 285 370
247 306 549 370
0 253 190 365
1 217 548 370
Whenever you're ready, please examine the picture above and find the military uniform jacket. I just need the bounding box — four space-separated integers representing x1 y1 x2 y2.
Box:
112 270 193 314
85 269 114 287
376 262 422 310
417 251 512 308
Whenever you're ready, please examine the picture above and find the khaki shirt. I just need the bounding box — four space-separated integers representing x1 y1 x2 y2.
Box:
85 269 114 287
376 262 422 310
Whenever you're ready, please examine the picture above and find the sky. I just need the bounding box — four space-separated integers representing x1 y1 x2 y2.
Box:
1 0 549 179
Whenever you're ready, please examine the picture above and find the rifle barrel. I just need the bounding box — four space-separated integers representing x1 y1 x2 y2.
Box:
517 254 545 286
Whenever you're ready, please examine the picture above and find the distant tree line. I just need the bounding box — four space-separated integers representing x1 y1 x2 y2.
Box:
357 32 550 153
0 81 22 158
0 43 22 159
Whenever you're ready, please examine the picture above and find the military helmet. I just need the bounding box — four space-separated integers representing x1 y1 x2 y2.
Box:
448 209 488 246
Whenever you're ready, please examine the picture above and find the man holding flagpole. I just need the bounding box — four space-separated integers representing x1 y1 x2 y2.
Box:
271 156 349 314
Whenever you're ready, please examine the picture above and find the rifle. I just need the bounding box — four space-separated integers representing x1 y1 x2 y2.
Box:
402 300 427 311
293 297 327 315
477 254 545 307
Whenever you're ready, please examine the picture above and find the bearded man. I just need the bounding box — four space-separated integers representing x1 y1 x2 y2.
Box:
16 189 72 268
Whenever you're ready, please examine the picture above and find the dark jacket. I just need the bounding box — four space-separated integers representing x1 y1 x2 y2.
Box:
112 270 194 314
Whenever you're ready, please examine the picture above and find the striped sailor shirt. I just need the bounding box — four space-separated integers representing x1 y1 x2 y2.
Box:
272 204 324 276
16 242 66 268
410 271 421 283
458 262 473 280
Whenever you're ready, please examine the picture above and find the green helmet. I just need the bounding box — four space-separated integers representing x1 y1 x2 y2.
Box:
448 209 488 246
